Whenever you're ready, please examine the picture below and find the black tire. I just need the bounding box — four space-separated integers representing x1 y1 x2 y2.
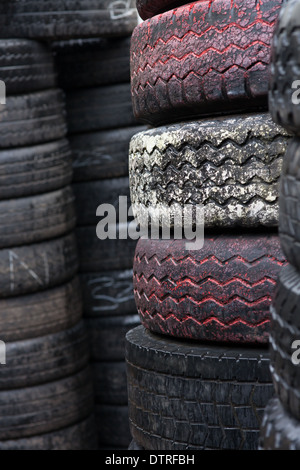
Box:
65 84 137 135
93 362 128 405
269 0 300 135
129 113 289 229
0 415 98 450
86 314 140 362
73 177 130 226
80 269 135 317
128 439 144 450
0 277 82 342
126 326 274 450
0 186 76 249
77 224 137 272
70 127 146 182
53 37 131 89
95 405 131 448
0 90 67 148
0 367 94 440
279 138 300 270
1 321 89 390
260 398 300 450
0 39 56 95
0 233 78 298
0 139 72 200
0 0 138 40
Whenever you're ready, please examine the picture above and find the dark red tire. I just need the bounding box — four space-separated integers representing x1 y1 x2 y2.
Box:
133 233 286 344
137 0 189 20
131 0 283 126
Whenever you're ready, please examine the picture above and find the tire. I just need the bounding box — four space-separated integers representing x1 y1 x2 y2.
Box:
0 415 98 450
0 0 138 40
70 126 146 182
0 139 72 200
0 39 56 95
0 90 67 148
269 0 300 135
0 233 78 298
260 398 300 450
0 367 94 440
126 326 274 450
128 439 144 450
130 113 289 229
80 269 135 317
1 321 89 390
0 277 82 342
0 186 76 248
65 84 137 135
95 405 131 448
93 362 128 405
279 138 300 270
270 264 300 420
137 0 189 20
53 37 131 89
133 233 286 344
73 177 131 226
131 0 283 126
77 224 137 272
86 314 140 362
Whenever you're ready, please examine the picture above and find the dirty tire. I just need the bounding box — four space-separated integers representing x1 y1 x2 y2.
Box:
0 0 138 40
66 84 137 134
133 233 286 343
130 113 288 228
80 269 135 317
93 362 128 404
0 277 82 342
269 0 300 135
126 326 274 450
0 90 67 148
137 0 189 20
53 37 131 89
0 140 72 200
70 126 146 182
0 186 76 248
0 233 78 298
260 398 300 450
0 367 94 440
0 39 56 94
131 0 283 126
95 405 131 448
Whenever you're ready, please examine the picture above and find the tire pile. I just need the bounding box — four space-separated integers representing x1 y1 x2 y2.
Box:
260 0 300 450
126 0 291 450
52 12 144 450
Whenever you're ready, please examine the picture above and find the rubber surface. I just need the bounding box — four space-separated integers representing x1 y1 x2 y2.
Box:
131 0 283 126
133 233 286 343
130 113 288 228
126 326 274 450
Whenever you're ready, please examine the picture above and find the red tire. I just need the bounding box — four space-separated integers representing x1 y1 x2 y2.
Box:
131 0 283 126
137 0 188 20
133 233 286 344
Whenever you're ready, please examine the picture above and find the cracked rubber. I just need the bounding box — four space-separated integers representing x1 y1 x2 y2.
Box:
126 326 274 450
133 233 286 343
131 0 283 126
129 113 289 228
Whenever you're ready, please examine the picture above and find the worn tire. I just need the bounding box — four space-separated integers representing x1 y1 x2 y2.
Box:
134 233 286 343
0 233 78 298
95 405 131 448
0 90 67 148
131 0 282 126
93 362 128 405
130 113 289 229
137 0 189 20
0 0 138 40
126 326 274 450
0 140 72 200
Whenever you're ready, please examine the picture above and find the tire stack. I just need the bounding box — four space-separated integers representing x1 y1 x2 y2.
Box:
52 11 144 450
0 40 97 449
126 0 291 450
260 0 300 450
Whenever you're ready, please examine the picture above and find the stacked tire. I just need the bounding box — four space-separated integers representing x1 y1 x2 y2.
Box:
0 40 96 449
52 21 144 449
126 0 290 450
260 0 300 450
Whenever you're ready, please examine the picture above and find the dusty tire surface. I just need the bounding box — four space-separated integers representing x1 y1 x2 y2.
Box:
131 0 283 126
126 326 274 450
133 234 286 343
130 113 289 228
